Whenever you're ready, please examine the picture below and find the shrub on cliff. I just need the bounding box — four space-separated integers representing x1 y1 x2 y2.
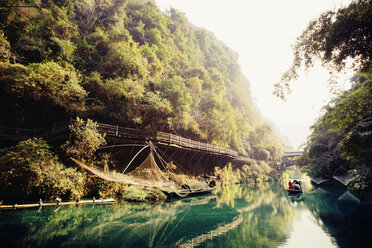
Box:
0 138 85 201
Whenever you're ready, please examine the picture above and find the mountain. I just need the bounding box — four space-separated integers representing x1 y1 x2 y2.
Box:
0 0 285 159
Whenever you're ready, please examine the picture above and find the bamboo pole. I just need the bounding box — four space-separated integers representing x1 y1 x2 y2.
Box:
0 198 115 210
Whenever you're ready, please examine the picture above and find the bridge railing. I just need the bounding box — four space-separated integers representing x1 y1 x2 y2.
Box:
0 119 239 157
156 132 238 157
96 123 117 136
37 121 70 137
0 127 36 139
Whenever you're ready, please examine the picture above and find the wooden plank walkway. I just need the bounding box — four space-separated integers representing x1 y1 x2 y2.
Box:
0 119 239 158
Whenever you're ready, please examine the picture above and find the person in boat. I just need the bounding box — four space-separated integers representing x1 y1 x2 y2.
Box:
292 180 302 190
288 180 293 190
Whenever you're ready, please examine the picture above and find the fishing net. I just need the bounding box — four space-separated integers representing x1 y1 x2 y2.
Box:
127 151 172 185
71 151 178 192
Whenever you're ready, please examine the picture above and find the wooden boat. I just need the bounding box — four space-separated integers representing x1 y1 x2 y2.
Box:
287 179 303 194
163 181 216 199
287 189 303 194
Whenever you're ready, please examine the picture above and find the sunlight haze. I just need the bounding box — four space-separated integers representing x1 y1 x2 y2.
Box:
155 0 353 150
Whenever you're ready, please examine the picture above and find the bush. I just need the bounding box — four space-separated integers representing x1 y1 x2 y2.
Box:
62 117 106 161
0 31 10 62
215 161 276 186
0 138 85 201
98 181 166 202
0 61 87 112
214 163 239 186
348 168 372 199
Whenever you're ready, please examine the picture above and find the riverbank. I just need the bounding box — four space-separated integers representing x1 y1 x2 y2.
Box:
0 120 282 204
0 160 281 205
0 134 280 205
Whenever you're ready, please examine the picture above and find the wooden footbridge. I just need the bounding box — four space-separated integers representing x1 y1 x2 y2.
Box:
0 119 258 173
0 119 237 156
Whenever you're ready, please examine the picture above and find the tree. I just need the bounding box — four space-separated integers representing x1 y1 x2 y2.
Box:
62 117 106 161
275 0 372 99
0 31 10 62
320 74 372 166
0 61 87 112
298 74 372 195
298 125 350 178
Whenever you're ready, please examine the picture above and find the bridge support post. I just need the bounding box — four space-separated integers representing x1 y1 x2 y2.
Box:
222 157 231 167
169 149 178 160
216 156 226 166
195 153 206 172
210 155 220 166
179 150 189 162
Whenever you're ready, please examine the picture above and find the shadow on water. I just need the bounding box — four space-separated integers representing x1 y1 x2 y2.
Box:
0 182 371 247
303 186 372 248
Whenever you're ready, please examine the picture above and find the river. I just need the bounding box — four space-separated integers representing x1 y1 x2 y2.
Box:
0 182 371 248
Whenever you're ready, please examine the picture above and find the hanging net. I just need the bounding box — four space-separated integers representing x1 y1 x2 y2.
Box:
126 151 170 185
71 151 178 192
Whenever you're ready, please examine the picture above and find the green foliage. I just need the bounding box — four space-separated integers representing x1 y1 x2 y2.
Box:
348 167 372 198
248 125 285 160
298 127 350 178
0 61 87 112
214 162 277 186
214 163 238 186
298 73 372 195
276 0 372 195
100 41 146 79
0 138 85 201
0 31 10 62
62 117 106 161
276 0 372 99
241 162 275 183
0 0 285 160
51 37 77 62
320 74 372 165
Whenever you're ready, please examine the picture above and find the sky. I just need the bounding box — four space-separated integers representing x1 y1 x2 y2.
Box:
155 0 353 150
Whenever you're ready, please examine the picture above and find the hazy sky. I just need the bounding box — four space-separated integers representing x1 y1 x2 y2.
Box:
155 0 352 150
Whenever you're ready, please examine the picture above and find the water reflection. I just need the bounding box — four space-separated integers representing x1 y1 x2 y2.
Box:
0 183 371 247
303 187 372 248
280 210 337 248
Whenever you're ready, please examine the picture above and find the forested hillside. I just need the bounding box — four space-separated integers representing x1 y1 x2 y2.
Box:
0 0 285 159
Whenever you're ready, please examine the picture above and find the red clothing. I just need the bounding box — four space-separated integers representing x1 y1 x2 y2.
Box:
288 181 293 190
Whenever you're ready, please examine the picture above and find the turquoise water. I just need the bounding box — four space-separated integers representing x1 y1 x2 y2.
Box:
0 182 371 248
